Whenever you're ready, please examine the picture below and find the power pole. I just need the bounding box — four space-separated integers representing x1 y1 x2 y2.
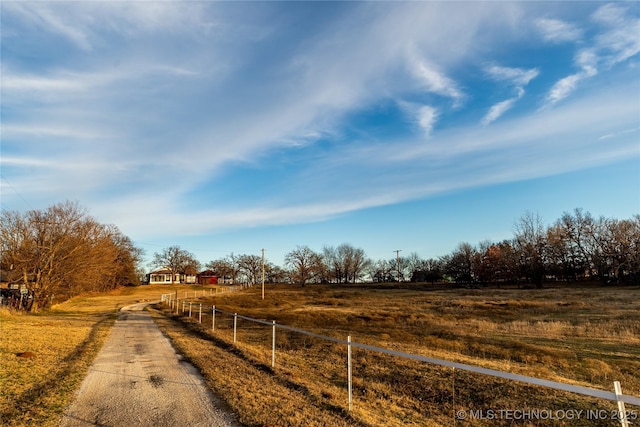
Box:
394 249 402 283
261 248 266 300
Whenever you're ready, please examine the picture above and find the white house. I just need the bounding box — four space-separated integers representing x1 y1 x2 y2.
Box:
147 268 197 285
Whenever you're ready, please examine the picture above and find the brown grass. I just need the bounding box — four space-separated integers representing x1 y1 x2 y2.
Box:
2 283 638 426
0 284 179 426
154 283 640 427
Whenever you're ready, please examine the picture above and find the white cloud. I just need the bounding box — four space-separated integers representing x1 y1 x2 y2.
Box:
2 1 638 239
592 4 640 66
482 98 517 126
535 18 583 43
485 65 539 87
407 54 464 105
481 65 538 125
543 73 582 107
417 106 439 137
543 4 639 108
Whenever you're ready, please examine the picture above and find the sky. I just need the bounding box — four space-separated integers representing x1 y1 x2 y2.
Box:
1 1 639 268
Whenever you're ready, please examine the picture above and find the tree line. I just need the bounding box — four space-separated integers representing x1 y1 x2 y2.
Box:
1 201 144 311
2 202 638 312
158 209 639 287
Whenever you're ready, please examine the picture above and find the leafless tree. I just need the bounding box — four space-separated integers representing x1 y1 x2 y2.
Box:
513 211 546 288
285 246 323 285
151 245 200 284
1 201 141 311
237 254 262 285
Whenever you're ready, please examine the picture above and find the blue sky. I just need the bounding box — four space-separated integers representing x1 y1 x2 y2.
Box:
1 1 639 267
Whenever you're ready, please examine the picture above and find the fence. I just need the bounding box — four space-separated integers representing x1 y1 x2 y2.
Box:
160 292 640 426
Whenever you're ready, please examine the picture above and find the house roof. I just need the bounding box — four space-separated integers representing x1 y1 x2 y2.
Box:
198 270 217 277
148 267 199 275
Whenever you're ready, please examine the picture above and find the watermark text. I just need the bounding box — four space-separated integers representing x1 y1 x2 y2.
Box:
455 408 638 421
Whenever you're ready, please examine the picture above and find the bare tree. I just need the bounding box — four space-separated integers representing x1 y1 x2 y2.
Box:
237 254 262 285
444 242 477 284
285 246 323 286
151 246 200 284
513 211 546 288
1 201 141 311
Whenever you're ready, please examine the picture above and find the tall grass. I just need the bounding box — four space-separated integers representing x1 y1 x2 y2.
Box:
155 283 640 426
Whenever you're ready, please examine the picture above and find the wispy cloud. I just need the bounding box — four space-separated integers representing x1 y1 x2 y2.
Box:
481 66 538 125
534 18 583 43
542 4 639 108
407 53 464 105
592 3 640 66
1 1 638 246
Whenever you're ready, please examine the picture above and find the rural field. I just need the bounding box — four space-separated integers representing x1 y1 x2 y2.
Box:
0 285 177 426
155 283 640 427
1 283 639 426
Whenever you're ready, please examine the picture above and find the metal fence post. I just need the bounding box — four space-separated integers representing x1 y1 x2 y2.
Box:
272 320 276 368
233 313 238 343
348 335 353 411
212 305 216 331
199 304 202 323
614 381 630 427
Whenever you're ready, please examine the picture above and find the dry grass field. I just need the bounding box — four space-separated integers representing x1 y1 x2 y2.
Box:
154 283 640 427
0 285 176 426
1 283 638 426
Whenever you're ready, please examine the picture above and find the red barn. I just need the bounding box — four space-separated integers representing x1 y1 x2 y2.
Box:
197 270 218 285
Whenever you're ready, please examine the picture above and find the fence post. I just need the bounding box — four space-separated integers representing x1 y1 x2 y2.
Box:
182 301 185 315
199 304 202 323
272 320 276 368
189 302 193 318
233 313 238 343
614 381 630 427
348 335 353 411
212 305 216 331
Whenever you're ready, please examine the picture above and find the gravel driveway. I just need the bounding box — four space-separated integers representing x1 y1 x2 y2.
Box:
60 302 240 427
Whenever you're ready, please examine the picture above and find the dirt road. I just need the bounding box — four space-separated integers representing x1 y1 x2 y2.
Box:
60 302 240 427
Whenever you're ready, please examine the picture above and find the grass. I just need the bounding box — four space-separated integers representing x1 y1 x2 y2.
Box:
0 284 178 426
154 282 640 427
1 283 638 426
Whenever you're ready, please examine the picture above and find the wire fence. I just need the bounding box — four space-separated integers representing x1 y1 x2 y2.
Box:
160 291 640 426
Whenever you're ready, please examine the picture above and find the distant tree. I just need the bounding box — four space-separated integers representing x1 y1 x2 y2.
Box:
410 257 443 283
444 242 476 284
285 246 323 286
368 259 395 283
265 262 288 284
151 245 200 284
545 223 582 282
323 244 370 283
386 255 409 283
237 254 262 285
513 211 546 288
206 253 242 284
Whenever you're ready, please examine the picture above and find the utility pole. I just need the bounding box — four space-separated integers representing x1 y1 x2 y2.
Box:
394 249 402 283
261 248 266 300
